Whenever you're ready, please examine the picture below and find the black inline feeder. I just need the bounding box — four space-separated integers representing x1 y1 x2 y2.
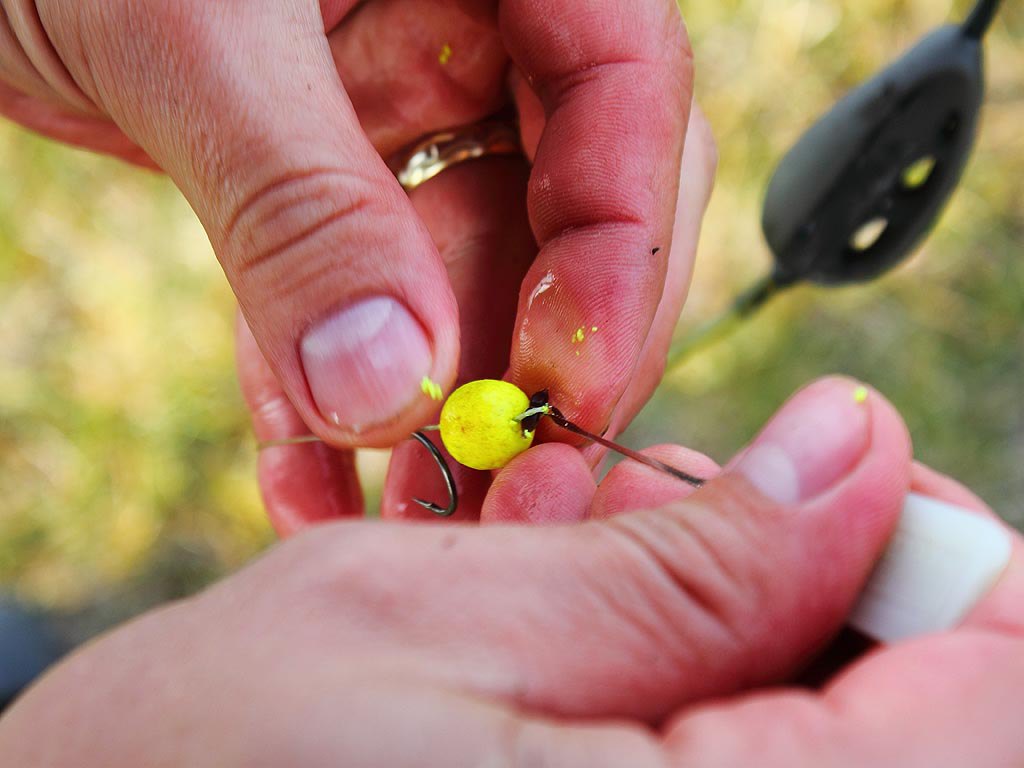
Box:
668 0 1002 368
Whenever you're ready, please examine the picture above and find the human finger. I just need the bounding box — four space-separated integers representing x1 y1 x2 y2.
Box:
601 103 718 440
323 1 533 520
0 377 919 766
0 79 153 166
480 442 597 524
589 444 721 520
501 0 694 442
326 0 507 159
236 310 362 536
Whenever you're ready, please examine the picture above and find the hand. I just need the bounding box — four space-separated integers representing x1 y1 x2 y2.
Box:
237 106 717 528
3 378 1019 765
0 0 705 520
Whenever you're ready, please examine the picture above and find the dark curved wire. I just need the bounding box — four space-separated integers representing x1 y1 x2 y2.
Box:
409 431 458 517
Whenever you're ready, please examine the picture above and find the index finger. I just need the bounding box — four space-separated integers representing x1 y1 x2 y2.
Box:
500 0 693 436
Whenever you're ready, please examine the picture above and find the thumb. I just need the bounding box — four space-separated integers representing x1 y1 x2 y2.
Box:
37 0 458 445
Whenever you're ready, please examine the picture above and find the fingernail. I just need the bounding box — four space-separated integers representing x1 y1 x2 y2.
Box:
301 297 432 431
735 378 870 504
849 493 1012 642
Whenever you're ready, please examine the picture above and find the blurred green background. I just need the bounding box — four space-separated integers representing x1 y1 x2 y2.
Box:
1 0 1021 637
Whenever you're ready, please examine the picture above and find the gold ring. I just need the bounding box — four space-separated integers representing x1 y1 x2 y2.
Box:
389 122 522 193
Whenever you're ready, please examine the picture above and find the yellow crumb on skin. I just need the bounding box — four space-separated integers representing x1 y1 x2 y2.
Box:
571 327 585 344
421 376 444 401
853 385 869 404
591 326 598 333
438 43 453 65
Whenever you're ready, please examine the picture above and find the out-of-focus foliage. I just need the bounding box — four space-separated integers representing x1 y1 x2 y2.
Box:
0 128 272 618
0 0 1021 629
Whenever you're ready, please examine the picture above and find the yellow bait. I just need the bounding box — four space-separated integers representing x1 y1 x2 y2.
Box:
439 380 534 470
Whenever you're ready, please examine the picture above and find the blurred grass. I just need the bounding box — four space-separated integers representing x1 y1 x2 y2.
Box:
0 129 271 615
0 0 1021 627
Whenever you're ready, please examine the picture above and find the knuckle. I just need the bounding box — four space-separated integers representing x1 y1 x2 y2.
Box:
602 494 779 659
12 1 100 111
218 167 377 292
52 0 222 124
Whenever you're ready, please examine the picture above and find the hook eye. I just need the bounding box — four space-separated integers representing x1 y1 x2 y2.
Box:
408 431 458 517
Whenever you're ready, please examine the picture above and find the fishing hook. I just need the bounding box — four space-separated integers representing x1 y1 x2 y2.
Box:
257 429 458 518
408 431 458 517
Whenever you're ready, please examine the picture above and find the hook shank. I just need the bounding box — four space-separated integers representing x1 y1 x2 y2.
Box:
546 408 705 488
409 431 459 517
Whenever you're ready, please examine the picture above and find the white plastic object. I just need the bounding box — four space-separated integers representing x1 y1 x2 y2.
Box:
849 493 1013 643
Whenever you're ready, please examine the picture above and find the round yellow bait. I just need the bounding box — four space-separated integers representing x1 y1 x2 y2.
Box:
439 380 534 470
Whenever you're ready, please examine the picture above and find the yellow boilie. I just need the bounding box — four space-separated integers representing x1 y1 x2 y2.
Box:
439 380 534 470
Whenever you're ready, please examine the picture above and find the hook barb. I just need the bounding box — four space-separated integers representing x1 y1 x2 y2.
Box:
409 431 458 517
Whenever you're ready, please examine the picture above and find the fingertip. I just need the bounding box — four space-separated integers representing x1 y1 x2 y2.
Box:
726 376 910 520
591 445 720 519
296 291 460 448
814 379 913 549
909 461 991 513
668 376 914 646
599 101 721 435
509 229 664 443
481 443 596 524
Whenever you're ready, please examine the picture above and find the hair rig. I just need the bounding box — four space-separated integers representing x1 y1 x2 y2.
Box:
259 379 705 517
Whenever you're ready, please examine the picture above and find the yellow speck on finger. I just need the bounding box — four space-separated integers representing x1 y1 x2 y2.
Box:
421 376 444 401
853 385 869 404
439 43 453 65
571 327 585 344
